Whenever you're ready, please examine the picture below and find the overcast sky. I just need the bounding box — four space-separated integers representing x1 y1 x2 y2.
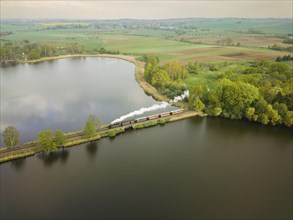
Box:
1 0 292 19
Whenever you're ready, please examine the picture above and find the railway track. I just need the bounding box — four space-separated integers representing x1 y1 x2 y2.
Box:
0 109 194 158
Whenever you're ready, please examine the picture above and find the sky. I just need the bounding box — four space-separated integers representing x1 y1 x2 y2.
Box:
1 0 292 19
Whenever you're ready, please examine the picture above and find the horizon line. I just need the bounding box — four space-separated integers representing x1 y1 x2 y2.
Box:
2 17 293 20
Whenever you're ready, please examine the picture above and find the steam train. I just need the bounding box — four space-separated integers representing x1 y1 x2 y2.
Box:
108 109 184 129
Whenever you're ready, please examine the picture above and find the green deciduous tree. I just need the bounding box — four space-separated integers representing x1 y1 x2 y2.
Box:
192 97 205 112
151 70 170 87
187 62 201 75
283 111 293 127
272 102 292 126
144 63 160 83
83 120 96 138
38 130 57 152
2 126 20 147
245 107 256 121
218 79 260 119
266 104 281 125
212 107 222 116
27 49 41 60
87 114 101 129
163 61 188 80
258 114 270 125
54 130 66 146
145 56 160 66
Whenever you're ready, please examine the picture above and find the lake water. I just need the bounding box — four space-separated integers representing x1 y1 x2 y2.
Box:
1 57 176 145
0 58 292 220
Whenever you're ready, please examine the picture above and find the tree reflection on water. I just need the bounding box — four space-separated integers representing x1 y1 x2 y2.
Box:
38 148 70 167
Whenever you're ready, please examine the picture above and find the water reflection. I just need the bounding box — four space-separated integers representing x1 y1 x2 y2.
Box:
38 148 70 167
1 57 176 145
10 158 26 171
0 62 18 68
1 111 292 220
59 149 70 164
86 141 98 159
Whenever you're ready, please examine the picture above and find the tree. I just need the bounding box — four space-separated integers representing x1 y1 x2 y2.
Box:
266 104 281 125
258 114 269 125
188 83 207 108
187 62 201 75
68 42 84 54
192 97 205 112
218 79 260 119
212 107 222 116
38 130 57 152
54 130 66 146
245 107 256 121
87 114 101 129
145 56 160 66
163 61 188 80
283 111 293 127
151 70 170 87
27 49 41 60
83 120 96 138
2 126 20 147
144 63 160 83
276 56 282 62
273 102 290 125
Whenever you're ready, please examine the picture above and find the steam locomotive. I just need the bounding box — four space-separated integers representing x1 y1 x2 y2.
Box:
108 109 184 129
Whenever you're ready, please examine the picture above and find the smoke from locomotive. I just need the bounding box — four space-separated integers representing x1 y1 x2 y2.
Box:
111 90 189 124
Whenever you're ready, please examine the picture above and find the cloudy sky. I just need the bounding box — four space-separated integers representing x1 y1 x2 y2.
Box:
1 0 292 19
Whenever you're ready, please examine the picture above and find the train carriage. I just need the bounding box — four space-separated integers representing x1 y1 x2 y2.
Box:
148 114 159 120
121 120 134 126
170 109 184 115
135 116 148 123
160 112 171 117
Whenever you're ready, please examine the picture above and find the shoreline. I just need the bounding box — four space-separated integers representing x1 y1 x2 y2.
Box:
2 53 184 105
0 54 192 163
0 111 203 164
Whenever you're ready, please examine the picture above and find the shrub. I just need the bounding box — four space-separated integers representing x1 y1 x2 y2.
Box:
108 130 117 137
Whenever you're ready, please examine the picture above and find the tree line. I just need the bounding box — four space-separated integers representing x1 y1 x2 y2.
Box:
276 54 293 62
2 114 101 149
0 42 57 61
187 60 292 127
143 56 188 99
269 44 293 53
142 56 292 127
0 41 122 62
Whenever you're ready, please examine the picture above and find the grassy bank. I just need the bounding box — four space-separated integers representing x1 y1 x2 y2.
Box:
132 111 203 129
0 111 203 164
0 127 127 164
101 128 125 138
0 149 41 163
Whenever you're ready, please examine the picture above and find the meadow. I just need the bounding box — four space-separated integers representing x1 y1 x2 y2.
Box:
1 18 292 63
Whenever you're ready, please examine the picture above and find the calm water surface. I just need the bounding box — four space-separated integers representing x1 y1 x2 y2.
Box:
0 58 292 220
1 57 175 144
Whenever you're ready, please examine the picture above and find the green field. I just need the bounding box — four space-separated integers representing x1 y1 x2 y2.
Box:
1 18 292 63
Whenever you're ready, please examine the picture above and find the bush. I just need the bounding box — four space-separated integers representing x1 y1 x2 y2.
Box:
108 130 117 137
158 119 168 124
133 120 158 129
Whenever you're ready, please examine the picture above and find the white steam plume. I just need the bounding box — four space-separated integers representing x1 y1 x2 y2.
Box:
111 90 189 124
111 102 169 124
170 90 189 103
